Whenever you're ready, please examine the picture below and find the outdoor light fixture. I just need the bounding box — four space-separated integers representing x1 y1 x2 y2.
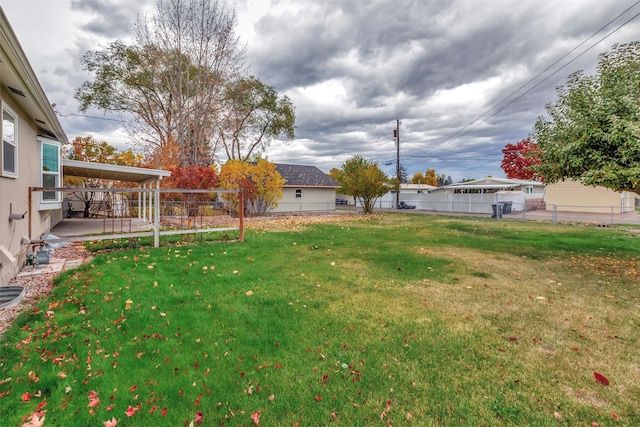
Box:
8 203 27 221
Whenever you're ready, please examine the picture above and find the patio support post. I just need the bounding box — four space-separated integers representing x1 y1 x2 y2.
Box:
144 183 149 222
144 183 151 222
154 179 160 247
239 189 245 243
137 184 141 219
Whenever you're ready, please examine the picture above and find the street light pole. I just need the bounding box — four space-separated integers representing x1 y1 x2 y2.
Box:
394 119 400 209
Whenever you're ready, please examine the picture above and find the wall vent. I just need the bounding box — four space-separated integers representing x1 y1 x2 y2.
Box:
8 86 25 97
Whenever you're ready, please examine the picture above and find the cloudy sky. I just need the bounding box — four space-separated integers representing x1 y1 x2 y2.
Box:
3 0 640 181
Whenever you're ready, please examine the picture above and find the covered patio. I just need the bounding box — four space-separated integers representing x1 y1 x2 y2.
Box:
43 159 170 246
40 159 243 246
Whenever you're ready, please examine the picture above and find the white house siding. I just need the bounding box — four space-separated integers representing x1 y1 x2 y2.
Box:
544 180 636 213
271 187 337 213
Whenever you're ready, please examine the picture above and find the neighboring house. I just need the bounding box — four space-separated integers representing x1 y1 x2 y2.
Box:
1 8 68 286
368 183 437 209
422 177 546 214
544 179 638 213
272 164 341 213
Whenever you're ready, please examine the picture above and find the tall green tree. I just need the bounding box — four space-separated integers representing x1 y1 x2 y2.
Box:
215 76 295 161
533 41 640 193
75 0 246 168
331 155 389 214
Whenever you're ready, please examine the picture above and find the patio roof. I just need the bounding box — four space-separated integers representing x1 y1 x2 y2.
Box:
63 159 171 184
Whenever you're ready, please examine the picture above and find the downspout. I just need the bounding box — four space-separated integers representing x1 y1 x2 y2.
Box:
28 187 33 239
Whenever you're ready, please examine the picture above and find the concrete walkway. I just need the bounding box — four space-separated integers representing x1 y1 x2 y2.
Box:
503 209 640 225
51 217 153 238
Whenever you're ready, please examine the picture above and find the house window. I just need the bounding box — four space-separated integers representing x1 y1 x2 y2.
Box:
295 189 302 198
40 138 61 202
525 186 533 194
2 105 17 178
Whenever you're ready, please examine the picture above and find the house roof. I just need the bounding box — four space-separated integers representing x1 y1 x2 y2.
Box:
63 159 171 184
400 183 437 190
429 177 545 191
0 8 67 143
447 177 545 188
275 164 340 188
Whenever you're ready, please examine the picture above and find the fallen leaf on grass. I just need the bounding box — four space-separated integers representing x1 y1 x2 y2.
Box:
103 417 118 427
21 392 31 402
88 396 100 408
594 372 610 386
35 399 47 411
251 411 261 426
21 412 45 427
125 405 138 417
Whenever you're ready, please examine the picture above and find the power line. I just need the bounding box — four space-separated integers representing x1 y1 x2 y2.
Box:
413 1 640 156
55 109 136 124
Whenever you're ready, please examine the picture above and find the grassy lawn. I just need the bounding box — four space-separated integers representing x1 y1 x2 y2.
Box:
1 214 639 426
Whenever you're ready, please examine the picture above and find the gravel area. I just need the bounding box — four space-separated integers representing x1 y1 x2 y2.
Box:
0 243 90 338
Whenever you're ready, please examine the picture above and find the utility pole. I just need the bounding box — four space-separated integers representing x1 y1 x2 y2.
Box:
394 119 401 209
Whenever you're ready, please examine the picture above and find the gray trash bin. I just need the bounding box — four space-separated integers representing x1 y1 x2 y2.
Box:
492 204 503 219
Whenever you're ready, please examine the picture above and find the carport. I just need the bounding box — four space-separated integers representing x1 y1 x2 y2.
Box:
38 159 171 247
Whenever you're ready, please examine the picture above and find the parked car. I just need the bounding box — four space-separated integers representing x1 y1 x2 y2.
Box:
335 198 348 205
397 202 416 209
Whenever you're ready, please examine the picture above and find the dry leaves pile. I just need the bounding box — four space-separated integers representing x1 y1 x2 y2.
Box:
0 244 89 338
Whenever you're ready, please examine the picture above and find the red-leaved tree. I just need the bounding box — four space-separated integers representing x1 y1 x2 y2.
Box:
163 165 219 217
501 138 541 181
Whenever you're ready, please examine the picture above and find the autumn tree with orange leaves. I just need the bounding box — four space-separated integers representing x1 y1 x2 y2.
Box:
501 138 541 181
219 159 283 216
162 165 219 217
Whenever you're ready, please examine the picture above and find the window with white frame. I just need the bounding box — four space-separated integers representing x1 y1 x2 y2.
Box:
40 138 61 202
2 105 17 178
295 189 302 198
525 186 534 194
